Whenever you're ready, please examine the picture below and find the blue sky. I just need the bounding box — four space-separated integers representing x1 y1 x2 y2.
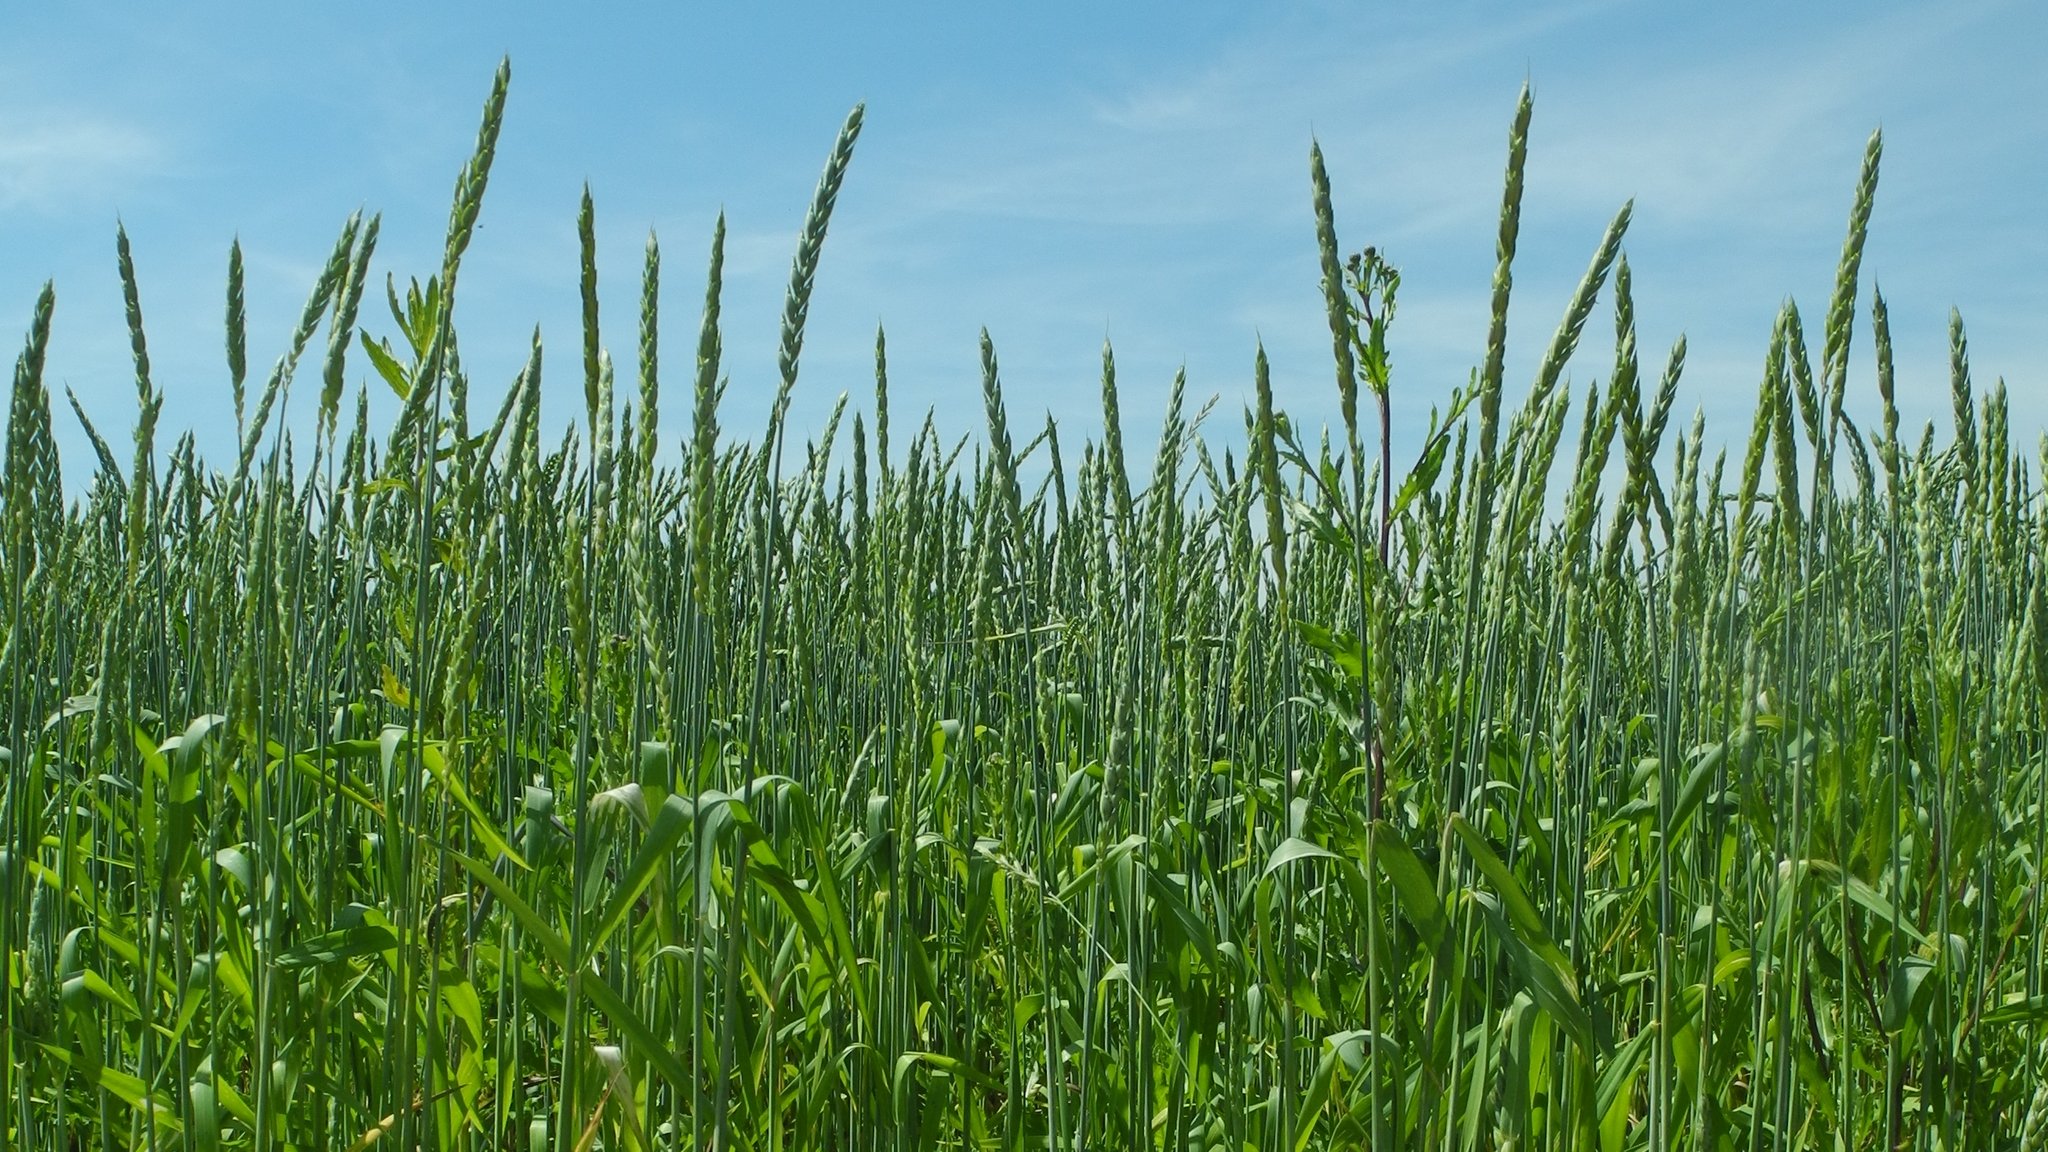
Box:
3 3 2043 483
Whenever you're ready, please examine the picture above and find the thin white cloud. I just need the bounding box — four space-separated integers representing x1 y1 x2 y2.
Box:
874 0 2021 244
819 0 2042 457
0 111 161 212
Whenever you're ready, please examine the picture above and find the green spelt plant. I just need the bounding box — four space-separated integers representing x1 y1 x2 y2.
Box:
4 59 2046 1152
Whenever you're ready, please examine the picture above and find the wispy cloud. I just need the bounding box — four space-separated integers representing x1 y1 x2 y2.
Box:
813 0 2043 451
0 111 161 213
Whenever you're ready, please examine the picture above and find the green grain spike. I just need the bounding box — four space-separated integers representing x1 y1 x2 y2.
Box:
1873 287 1900 485
1529 200 1631 417
1476 83 1533 469
770 103 864 432
321 213 380 443
1784 301 1821 451
979 330 1024 543
394 57 510 441
1767 305 1803 542
690 214 726 612
113 226 164 598
639 230 661 481
227 239 248 438
1100 339 1136 544
1310 141 1358 439
874 323 892 496
240 214 356 479
1254 342 1287 593
579 185 602 440
1950 307 1979 501
1823 128 1882 430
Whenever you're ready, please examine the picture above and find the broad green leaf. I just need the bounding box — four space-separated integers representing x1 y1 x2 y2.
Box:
593 1044 649 1151
450 849 570 970
892 1051 997 1123
1667 740 1725 837
452 849 692 1093
585 790 693 958
418 734 525 868
1473 894 1595 1050
1293 620 1363 680
359 329 413 399
1594 1024 1655 1126
1262 836 1338 880
1450 814 1576 982
1982 992 2048 1027
188 1078 220 1152
36 1042 183 1133
1371 821 1447 951
276 924 398 969
1801 857 1928 946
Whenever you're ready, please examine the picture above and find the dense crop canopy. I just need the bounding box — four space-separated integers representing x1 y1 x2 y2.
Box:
4 62 2045 1151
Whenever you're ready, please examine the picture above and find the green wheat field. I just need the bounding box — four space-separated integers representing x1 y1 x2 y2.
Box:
5 60 2046 1151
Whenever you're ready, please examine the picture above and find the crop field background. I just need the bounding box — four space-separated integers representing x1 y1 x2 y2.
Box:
5 48 2048 1152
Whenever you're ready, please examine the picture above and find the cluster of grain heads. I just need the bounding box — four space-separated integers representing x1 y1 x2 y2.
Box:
3 61 2045 1152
